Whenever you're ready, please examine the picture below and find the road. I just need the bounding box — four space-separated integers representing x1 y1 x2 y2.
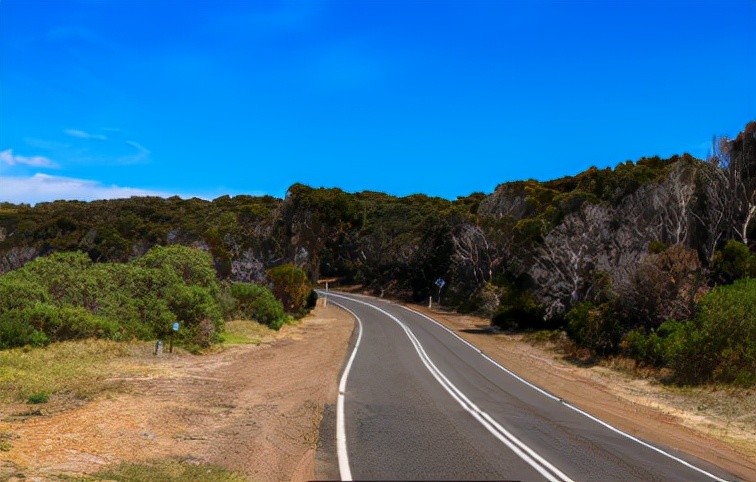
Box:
322 291 738 482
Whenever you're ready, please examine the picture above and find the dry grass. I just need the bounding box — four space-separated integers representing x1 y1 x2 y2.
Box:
90 459 246 481
218 319 276 346
0 339 133 403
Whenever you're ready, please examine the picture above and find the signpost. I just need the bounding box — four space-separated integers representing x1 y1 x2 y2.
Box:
170 322 179 353
434 277 445 305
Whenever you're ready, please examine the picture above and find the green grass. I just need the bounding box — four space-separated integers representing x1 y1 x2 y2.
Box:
91 459 246 482
0 339 131 403
26 391 49 404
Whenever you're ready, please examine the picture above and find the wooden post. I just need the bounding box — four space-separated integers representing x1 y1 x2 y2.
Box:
324 282 328 307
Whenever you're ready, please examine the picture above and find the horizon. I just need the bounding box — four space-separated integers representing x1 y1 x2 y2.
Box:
1 0 755 204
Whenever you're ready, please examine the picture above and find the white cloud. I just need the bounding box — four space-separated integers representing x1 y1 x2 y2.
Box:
0 173 174 205
64 128 108 141
0 149 58 168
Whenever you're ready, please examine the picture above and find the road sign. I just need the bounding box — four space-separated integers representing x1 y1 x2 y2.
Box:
172 322 180 332
434 278 445 288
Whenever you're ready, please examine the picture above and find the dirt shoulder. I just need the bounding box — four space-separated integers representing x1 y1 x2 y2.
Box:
0 304 354 481
408 303 756 482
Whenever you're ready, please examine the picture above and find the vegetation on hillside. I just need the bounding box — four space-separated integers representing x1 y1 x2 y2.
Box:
0 245 313 352
1 121 754 385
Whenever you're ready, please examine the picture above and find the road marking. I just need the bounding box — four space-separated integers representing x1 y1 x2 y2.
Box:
327 292 574 482
329 299 363 482
402 305 731 482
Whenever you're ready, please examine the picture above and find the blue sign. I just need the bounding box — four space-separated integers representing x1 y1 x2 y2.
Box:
434 278 445 288
172 322 180 332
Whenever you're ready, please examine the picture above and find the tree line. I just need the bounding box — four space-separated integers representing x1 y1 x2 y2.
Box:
1 121 754 384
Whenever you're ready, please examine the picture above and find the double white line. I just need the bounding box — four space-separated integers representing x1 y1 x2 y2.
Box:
328 292 573 482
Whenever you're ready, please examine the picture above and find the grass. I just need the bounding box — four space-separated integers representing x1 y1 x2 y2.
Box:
91 459 246 482
0 431 14 452
26 391 49 404
0 339 132 403
219 319 275 346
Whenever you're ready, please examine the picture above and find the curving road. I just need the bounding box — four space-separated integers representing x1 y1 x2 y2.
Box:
322 290 737 482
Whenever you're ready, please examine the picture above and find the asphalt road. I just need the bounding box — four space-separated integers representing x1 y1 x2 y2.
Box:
322 291 738 482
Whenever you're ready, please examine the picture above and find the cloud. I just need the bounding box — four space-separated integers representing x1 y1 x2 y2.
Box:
0 149 58 168
64 128 108 141
0 173 174 205
121 140 151 164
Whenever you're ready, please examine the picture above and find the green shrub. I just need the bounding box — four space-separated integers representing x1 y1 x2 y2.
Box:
566 301 623 355
27 392 49 404
0 275 50 312
0 314 49 349
230 283 286 329
136 245 218 290
622 320 686 367
162 282 223 349
669 278 756 385
0 304 116 348
712 240 756 284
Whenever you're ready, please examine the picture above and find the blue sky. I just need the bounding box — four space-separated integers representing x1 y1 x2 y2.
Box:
1 0 754 204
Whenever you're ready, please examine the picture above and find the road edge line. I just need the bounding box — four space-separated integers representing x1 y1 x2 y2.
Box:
324 296 362 482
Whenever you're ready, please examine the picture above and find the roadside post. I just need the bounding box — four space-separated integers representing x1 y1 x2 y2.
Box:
170 322 179 353
154 340 163 356
324 281 328 307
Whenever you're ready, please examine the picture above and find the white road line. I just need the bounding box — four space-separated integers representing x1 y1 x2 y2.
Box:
328 299 363 482
402 305 731 482
327 292 573 482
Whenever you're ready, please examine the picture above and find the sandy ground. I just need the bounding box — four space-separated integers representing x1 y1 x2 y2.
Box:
1 298 754 481
409 303 756 482
0 304 354 481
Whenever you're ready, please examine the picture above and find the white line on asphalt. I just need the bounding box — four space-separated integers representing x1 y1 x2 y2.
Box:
402 305 731 482
327 292 573 482
329 299 363 482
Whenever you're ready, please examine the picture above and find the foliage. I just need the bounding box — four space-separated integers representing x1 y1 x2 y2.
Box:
230 282 286 329
711 239 756 284
566 301 623 355
27 392 49 404
490 285 545 330
669 278 756 386
266 264 312 316
0 246 224 350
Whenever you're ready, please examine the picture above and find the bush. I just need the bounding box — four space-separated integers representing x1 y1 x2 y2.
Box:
230 283 286 329
0 303 117 348
266 264 312 316
566 301 623 355
0 275 50 312
622 320 686 367
669 278 756 386
491 288 545 330
0 314 49 349
711 240 756 284
27 392 49 404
